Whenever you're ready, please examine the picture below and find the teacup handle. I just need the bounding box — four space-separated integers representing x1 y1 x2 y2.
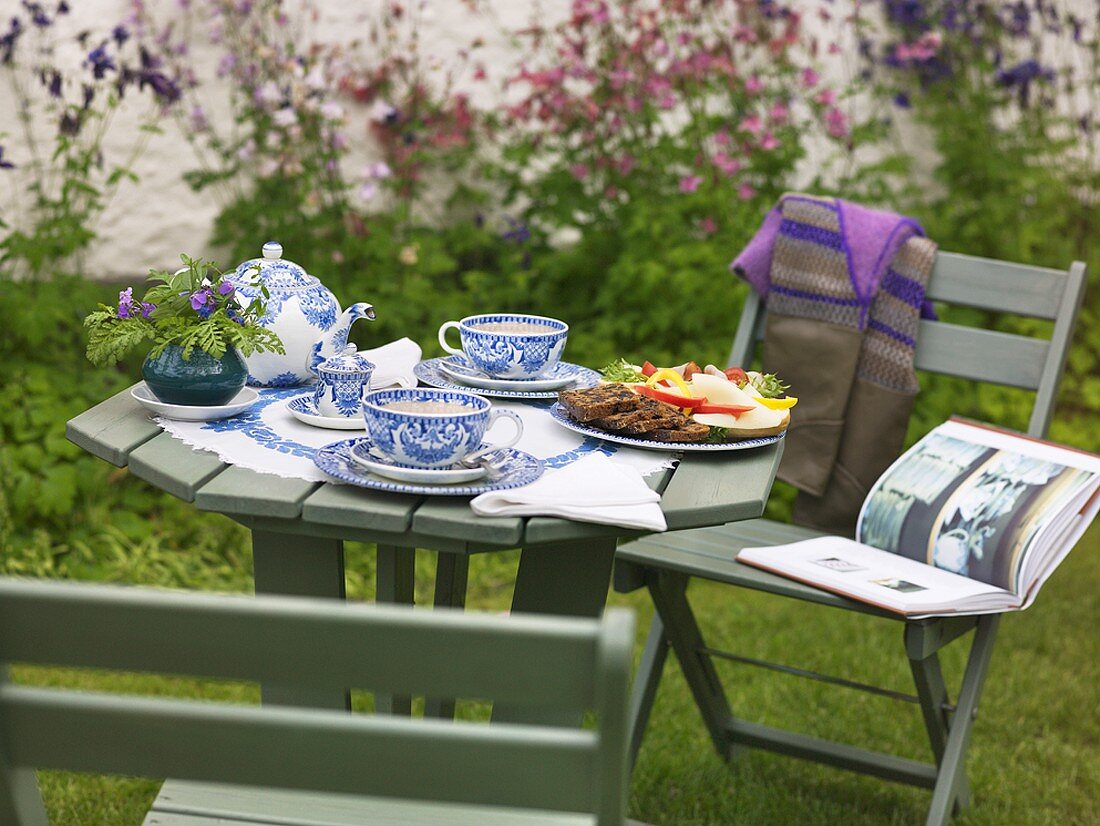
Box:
465 409 523 464
437 321 465 357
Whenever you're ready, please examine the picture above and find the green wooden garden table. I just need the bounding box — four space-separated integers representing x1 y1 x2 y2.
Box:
66 384 782 722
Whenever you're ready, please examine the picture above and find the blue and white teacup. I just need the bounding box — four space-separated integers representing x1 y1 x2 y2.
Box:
362 387 523 469
437 313 568 379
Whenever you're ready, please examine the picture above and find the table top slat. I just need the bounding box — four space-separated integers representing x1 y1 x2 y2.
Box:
301 484 424 535
128 433 229 502
411 499 526 547
195 467 319 519
659 444 782 531
65 388 162 467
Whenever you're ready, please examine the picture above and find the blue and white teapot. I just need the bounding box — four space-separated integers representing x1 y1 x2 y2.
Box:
227 241 375 387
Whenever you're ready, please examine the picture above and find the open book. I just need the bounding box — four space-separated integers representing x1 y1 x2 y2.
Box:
738 419 1100 618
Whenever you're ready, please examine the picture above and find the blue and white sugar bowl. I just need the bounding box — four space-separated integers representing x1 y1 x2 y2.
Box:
226 241 377 388
314 345 376 419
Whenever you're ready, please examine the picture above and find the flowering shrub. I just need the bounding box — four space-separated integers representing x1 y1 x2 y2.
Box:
0 2 182 278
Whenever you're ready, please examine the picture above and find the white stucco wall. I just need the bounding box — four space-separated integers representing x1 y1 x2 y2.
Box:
0 0 545 279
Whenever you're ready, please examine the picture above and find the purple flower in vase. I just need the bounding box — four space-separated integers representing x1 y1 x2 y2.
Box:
217 280 235 296
117 287 136 318
140 302 156 318
190 287 214 311
196 305 214 320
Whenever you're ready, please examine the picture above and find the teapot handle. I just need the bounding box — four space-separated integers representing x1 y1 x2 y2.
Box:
308 302 377 376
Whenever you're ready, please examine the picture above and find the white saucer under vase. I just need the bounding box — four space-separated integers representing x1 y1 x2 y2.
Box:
131 383 259 422
286 395 366 430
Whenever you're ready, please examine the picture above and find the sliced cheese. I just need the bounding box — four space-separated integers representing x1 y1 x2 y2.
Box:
694 405 787 430
688 373 759 406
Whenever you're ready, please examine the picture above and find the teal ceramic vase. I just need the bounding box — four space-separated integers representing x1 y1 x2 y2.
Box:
141 345 248 406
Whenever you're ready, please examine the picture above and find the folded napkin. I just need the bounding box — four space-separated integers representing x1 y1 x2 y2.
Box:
364 337 421 388
471 453 667 532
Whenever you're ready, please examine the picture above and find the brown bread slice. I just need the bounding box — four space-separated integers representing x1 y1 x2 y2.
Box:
646 422 712 443
558 384 638 422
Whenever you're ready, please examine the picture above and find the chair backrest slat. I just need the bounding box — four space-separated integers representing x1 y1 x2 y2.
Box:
923 252 1068 319
728 251 1087 439
0 578 635 824
0 686 599 814
0 580 597 710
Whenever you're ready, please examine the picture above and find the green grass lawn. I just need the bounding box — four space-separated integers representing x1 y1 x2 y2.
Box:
14 522 1100 825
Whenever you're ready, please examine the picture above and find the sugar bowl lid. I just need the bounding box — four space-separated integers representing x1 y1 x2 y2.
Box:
228 241 319 290
317 344 375 375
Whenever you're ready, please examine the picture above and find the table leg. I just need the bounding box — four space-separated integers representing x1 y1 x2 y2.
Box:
374 544 416 715
425 552 470 720
492 537 617 725
251 529 349 710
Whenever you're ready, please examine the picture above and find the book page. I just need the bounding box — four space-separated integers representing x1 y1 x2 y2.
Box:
857 420 1099 594
738 537 1016 616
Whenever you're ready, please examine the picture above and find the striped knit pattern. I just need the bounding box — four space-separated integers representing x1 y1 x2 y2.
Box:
857 236 937 392
767 196 862 328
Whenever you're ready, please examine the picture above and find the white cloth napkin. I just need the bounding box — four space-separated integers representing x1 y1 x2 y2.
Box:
365 337 422 388
470 453 667 531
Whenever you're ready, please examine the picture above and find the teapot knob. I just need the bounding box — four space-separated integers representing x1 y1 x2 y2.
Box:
262 241 283 260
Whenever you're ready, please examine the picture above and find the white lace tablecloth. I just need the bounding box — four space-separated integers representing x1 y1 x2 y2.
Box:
155 386 675 483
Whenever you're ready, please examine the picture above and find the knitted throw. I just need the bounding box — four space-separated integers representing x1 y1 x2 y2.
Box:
733 194 938 534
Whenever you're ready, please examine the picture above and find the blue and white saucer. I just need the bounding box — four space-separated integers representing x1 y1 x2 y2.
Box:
314 438 544 496
286 395 365 431
415 356 600 399
347 441 487 484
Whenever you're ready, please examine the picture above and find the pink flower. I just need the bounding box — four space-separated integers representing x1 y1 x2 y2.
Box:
570 163 589 181
358 181 378 202
825 106 849 138
745 75 763 94
700 216 717 235
679 175 702 193
759 132 780 151
320 101 344 122
712 151 741 176
800 67 820 88
616 155 635 176
738 113 763 135
714 129 731 147
815 89 837 106
768 102 789 124
738 183 756 200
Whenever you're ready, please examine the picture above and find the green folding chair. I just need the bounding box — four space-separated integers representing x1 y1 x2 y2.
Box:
0 577 637 825
615 252 1087 825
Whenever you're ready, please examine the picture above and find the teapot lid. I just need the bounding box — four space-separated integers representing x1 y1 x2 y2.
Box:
228 241 319 290
318 344 375 375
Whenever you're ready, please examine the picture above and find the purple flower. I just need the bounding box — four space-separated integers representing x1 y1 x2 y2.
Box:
117 287 136 318
1 17 24 64
56 1 68 13
501 216 530 243
190 287 213 311
24 1 51 28
893 91 911 108
140 302 156 318
196 305 214 320
87 44 116 79
46 70 61 98
0 146 14 170
112 25 129 46
217 280 234 295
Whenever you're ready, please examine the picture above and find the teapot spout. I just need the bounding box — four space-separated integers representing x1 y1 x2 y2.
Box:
308 302 376 376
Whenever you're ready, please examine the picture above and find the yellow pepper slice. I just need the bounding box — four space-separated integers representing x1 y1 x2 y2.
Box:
646 368 692 397
757 396 798 410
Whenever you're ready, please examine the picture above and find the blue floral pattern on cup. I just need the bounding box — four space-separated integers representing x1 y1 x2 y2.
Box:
438 313 568 379
362 387 523 469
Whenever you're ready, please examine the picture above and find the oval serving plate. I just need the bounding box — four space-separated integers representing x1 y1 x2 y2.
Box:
548 402 785 453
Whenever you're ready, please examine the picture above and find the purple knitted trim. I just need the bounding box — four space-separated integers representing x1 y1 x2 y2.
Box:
778 218 844 252
771 284 861 307
867 218 925 293
882 268 926 309
869 318 916 347
781 195 839 212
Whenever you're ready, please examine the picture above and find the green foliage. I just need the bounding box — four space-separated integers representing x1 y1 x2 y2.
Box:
83 255 284 366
